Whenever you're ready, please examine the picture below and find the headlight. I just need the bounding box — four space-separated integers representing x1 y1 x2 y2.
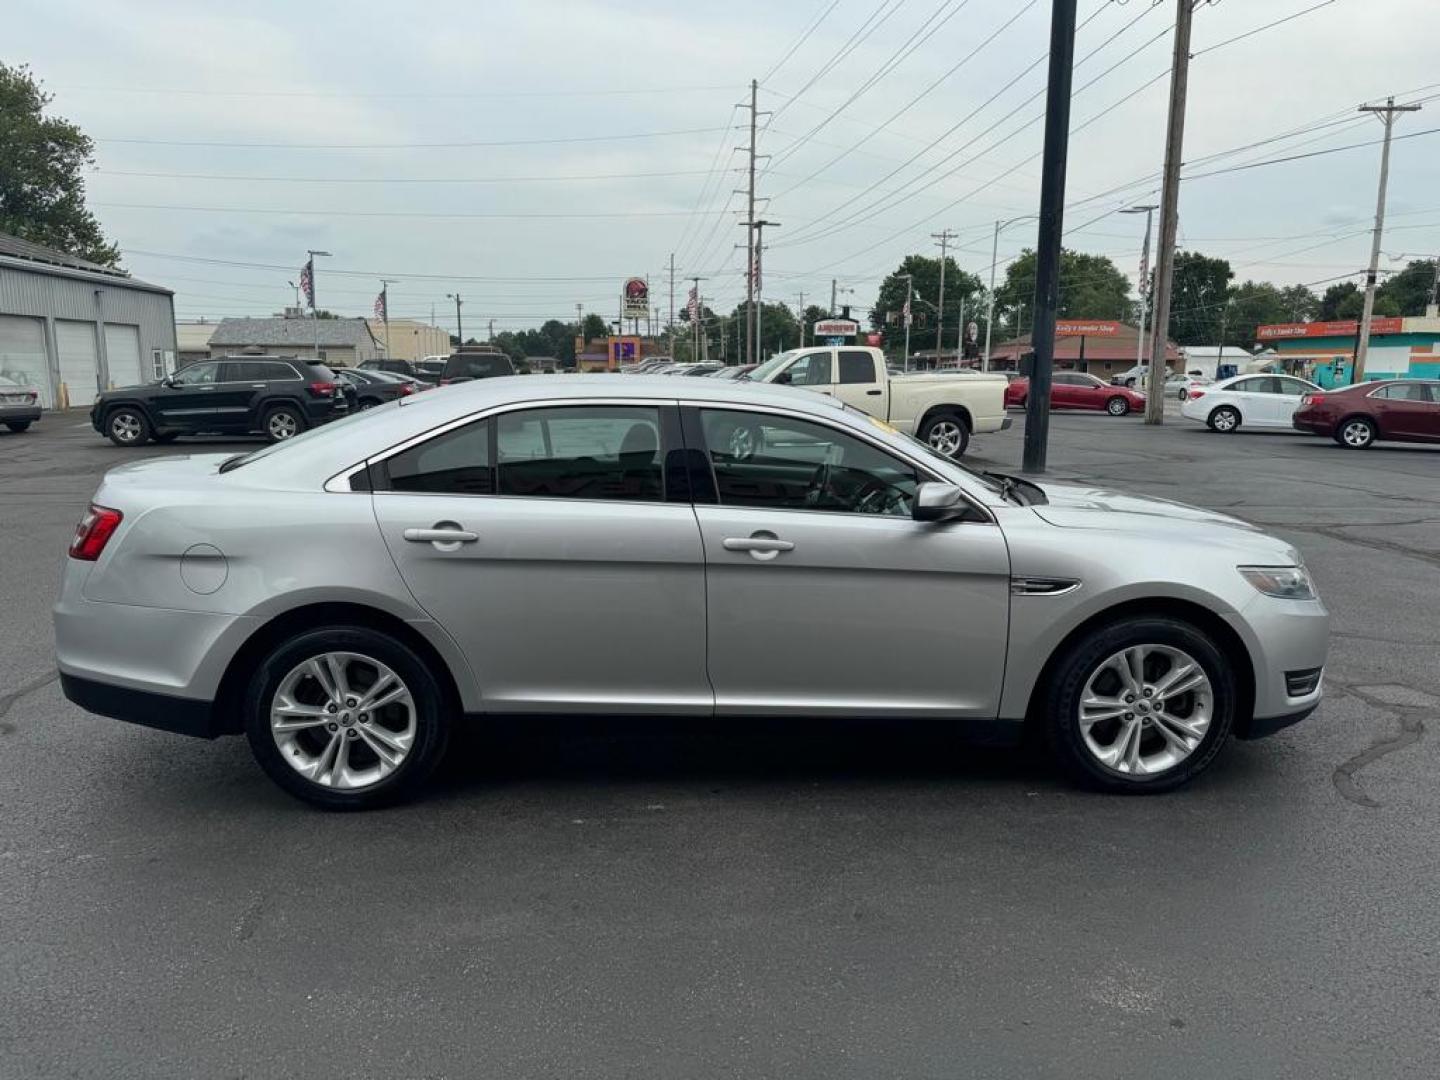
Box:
1239 565 1317 600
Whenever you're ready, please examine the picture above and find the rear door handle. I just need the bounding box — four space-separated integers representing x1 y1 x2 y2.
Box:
403 527 479 544
722 534 794 561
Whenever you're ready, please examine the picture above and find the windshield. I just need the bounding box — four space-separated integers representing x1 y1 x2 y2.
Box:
749 350 804 381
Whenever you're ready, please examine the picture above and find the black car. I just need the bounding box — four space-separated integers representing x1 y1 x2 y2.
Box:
358 358 445 386
333 367 421 409
440 351 515 384
91 355 349 447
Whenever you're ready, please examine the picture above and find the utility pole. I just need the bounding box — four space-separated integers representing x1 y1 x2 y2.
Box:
379 278 398 357
667 252 676 358
932 229 957 360
753 220 779 362
1144 0 1196 426
488 318 495 343
1022 0 1078 473
1120 205 1158 371
901 273 914 371
446 292 463 343
1354 97 1421 382
797 291 806 346
742 79 759 365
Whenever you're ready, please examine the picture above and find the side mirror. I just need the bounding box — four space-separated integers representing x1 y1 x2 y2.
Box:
773 370 792 384
161 375 178 388
912 482 969 522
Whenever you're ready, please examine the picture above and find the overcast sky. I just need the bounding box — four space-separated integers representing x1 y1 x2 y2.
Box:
12 0 1440 332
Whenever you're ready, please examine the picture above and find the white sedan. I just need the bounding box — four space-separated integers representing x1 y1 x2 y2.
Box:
1179 373 1321 433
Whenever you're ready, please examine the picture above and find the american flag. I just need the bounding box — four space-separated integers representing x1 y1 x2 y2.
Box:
299 258 315 308
686 286 699 321
373 289 387 320
902 294 912 329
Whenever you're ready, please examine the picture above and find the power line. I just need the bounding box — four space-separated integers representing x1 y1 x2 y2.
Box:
766 0 908 122
59 83 736 99
93 125 734 150
98 202 740 220
1190 0 1337 58
761 0 842 84
94 166 733 186
1183 126 1440 181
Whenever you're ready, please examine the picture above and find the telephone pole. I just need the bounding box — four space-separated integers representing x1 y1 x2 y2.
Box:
1143 0 1196 426
1354 96 1421 382
797 291 806 346
743 79 759 365
446 292 463 344
378 278 398 357
932 229 958 359
667 252 676 358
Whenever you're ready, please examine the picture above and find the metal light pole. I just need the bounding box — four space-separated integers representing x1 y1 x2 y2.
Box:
1120 205 1158 370
306 250 331 360
378 278 398 357
901 273 914 371
983 216 1038 371
446 293 463 343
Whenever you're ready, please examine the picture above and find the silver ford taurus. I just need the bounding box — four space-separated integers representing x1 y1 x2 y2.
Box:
55 376 1328 808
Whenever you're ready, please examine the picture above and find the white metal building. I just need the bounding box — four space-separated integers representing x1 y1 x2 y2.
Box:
0 232 177 409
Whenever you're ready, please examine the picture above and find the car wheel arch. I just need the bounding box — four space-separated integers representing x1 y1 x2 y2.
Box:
1018 596 1257 739
210 601 465 736
917 402 973 433
1336 412 1379 441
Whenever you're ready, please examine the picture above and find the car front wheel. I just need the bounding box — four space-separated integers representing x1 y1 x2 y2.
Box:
1336 416 1376 449
106 406 151 447
1208 405 1241 433
918 411 971 458
1041 617 1236 793
243 626 451 809
1106 396 1131 416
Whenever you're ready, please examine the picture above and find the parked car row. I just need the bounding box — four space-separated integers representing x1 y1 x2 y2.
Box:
1005 372 1146 415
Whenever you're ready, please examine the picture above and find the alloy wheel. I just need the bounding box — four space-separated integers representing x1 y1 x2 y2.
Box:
926 420 965 457
268 411 300 440
1107 398 1128 416
270 651 416 790
111 413 143 443
1341 419 1374 448
1212 408 1238 432
1077 644 1212 776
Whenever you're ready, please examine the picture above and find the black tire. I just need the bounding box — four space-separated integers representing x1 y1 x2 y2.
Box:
152 432 179 444
1105 396 1131 416
105 406 151 447
1207 405 1241 433
917 410 971 458
4 421 31 433
243 626 452 810
1041 616 1237 794
1334 415 1376 449
262 403 306 443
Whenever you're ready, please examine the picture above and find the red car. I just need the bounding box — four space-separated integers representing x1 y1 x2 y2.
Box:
1005 371 1147 415
1292 378 1440 448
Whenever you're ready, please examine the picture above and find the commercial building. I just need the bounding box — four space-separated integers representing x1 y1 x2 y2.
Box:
0 231 177 408
176 320 218 366
1255 317 1440 388
365 318 451 361
207 316 381 366
987 320 1181 382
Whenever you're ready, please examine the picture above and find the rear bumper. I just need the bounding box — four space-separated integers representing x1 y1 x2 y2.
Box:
999 416 1013 431
1292 413 1331 434
1 406 42 424
60 672 220 739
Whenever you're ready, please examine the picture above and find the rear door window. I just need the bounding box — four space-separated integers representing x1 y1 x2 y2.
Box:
386 419 494 495
837 351 875 384
497 406 664 501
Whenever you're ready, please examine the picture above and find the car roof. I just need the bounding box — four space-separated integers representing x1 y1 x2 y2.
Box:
233 374 857 487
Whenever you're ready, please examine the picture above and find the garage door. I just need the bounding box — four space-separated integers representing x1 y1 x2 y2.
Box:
56 320 101 407
103 324 143 389
0 315 54 408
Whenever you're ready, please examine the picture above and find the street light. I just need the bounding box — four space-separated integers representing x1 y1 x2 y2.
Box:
306 250 332 360
900 273 915 370
983 216 1038 371
446 293 463 343
1120 205 1159 379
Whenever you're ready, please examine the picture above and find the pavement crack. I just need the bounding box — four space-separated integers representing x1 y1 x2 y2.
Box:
0 670 58 733
1329 682 1429 809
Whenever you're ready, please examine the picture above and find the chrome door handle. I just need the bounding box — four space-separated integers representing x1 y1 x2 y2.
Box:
403 527 479 544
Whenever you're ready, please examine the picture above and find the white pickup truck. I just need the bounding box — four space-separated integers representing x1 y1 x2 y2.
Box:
746 346 1010 458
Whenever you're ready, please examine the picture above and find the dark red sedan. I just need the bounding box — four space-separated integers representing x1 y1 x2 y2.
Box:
1292 379 1440 448
1005 371 1147 415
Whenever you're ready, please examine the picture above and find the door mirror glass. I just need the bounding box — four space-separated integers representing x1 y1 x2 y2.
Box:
912 482 968 522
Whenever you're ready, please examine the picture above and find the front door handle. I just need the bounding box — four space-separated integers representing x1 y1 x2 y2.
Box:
866 389 883 396
403 526 479 545
722 533 794 561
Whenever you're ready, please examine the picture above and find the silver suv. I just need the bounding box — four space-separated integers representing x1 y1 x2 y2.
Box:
56 377 1329 808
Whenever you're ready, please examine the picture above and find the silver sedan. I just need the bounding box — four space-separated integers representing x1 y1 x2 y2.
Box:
55 376 1328 808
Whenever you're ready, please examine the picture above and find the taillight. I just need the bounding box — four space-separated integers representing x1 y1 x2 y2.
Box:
1301 393 1325 406
399 383 415 396
1187 389 1205 400
306 380 336 398
69 504 123 561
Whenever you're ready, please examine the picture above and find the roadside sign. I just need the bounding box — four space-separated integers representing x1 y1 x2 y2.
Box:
814 319 859 338
622 278 649 319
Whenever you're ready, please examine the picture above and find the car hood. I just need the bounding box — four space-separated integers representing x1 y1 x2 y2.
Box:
1032 481 1257 531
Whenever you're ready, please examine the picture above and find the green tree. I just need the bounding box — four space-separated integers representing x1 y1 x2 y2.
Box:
0 63 119 266
799 303 831 346
1224 281 1292 348
580 313 610 342
1335 290 1400 320
872 254 984 352
727 301 799 359
1167 251 1233 345
1377 259 1439 316
1278 284 1319 323
1318 281 1359 321
987 248 1132 342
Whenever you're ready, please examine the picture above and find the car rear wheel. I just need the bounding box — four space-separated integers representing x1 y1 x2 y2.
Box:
4 421 31 433
1041 617 1236 793
106 407 151 447
1336 416 1376 449
1106 396 1130 416
263 404 305 443
243 626 451 809
918 411 971 458
1208 405 1241 433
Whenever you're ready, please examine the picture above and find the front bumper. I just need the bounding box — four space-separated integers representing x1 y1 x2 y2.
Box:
1228 592 1330 737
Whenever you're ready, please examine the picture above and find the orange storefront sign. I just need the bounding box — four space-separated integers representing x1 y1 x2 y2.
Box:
1257 318 1404 340
1055 320 1121 337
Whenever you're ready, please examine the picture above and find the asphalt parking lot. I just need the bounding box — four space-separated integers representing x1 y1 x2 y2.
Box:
2 407 1439 1079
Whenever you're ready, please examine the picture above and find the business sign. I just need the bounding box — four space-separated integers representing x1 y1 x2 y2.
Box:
814 319 860 338
622 278 649 320
1257 318 1404 340
1055 320 1120 337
